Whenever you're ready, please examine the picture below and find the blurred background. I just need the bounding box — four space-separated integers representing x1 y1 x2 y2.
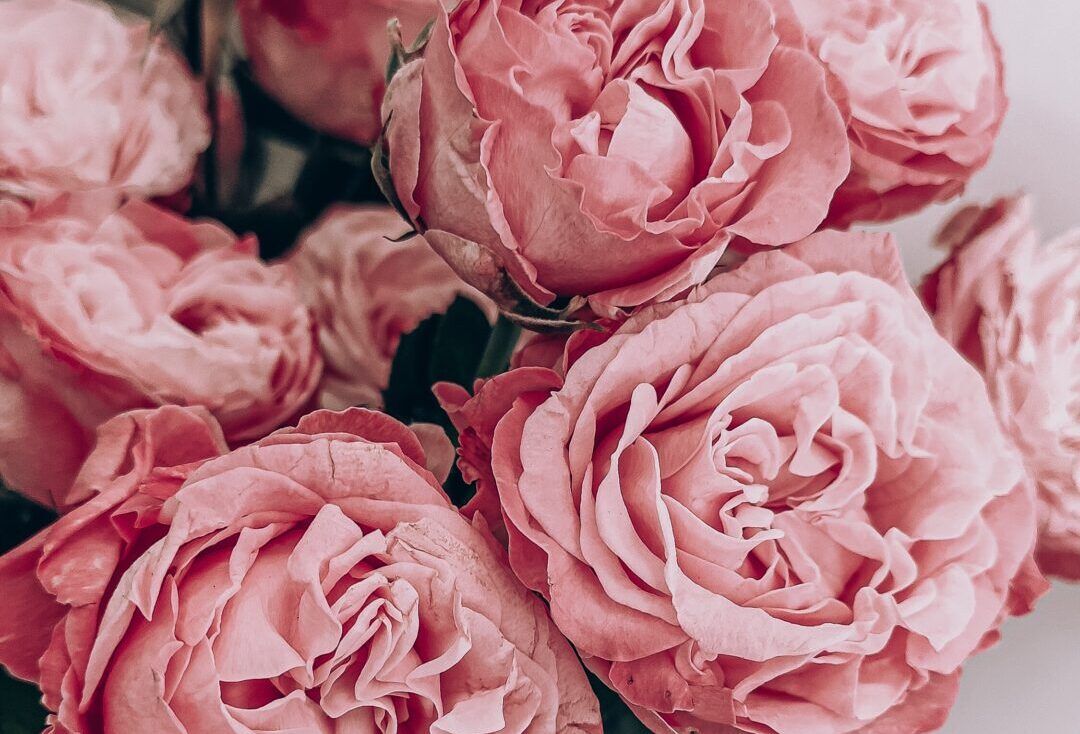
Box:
896 2 1080 729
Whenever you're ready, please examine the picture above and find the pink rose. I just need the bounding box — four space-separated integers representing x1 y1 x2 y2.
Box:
237 0 437 144
382 0 850 310
0 198 321 508
288 205 493 410
923 195 1080 579
0 406 603 734
0 0 210 205
785 0 1006 226
440 231 1046 733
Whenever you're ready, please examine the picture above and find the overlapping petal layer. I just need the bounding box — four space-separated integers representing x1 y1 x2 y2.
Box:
0 408 603 734
443 231 1046 733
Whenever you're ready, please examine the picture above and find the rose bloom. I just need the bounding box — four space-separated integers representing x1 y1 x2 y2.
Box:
0 198 321 509
237 0 437 145
439 232 1046 733
924 195 1080 579
0 0 210 205
288 205 493 410
0 406 602 734
383 0 850 310
786 0 1007 226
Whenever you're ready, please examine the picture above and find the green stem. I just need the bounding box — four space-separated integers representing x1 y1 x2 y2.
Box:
183 0 204 76
475 315 521 380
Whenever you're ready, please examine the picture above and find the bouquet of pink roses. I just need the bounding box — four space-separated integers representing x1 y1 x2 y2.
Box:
0 0 1075 732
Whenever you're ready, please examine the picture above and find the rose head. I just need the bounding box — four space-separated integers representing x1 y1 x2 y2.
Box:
288 205 493 410
0 198 321 508
0 406 603 734
787 0 1007 226
238 0 438 144
382 0 850 310
0 0 210 204
440 232 1046 733
924 196 1080 580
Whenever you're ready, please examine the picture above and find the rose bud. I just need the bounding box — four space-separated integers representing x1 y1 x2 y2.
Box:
439 230 1047 733
0 0 210 207
924 195 1080 580
381 0 850 311
0 406 603 734
0 198 321 509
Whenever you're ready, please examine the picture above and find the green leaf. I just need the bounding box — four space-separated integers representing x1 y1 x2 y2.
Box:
473 314 520 379
232 61 318 147
370 129 415 228
440 464 476 508
385 17 436 84
107 0 158 16
0 485 55 555
383 312 443 429
385 44 404 87
0 487 54 732
293 139 380 220
383 296 493 430
503 311 603 334
587 671 653 734
382 297 493 508
0 670 47 734
212 195 310 262
375 17 437 232
430 298 494 388
384 230 418 244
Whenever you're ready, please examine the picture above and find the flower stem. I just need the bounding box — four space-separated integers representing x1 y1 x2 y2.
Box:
183 0 204 76
475 315 521 380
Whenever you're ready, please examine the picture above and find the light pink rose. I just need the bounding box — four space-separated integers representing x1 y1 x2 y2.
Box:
288 205 493 410
439 231 1046 733
237 0 437 144
923 195 1080 580
0 406 603 734
0 0 210 205
785 0 1007 226
0 198 321 508
383 0 850 310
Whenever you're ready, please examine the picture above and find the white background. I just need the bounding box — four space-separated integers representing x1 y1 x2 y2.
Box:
894 2 1080 731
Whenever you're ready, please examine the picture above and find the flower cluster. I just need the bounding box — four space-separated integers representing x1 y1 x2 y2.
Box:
0 1 1072 733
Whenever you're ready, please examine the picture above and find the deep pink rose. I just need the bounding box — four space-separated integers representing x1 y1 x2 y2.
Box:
237 0 437 144
924 195 1080 580
786 0 1006 226
440 231 1046 733
382 0 850 310
0 0 210 205
288 205 493 410
0 198 321 508
0 406 603 734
